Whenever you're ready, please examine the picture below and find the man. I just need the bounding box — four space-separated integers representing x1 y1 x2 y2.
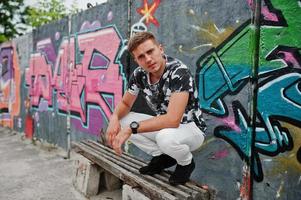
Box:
106 31 206 185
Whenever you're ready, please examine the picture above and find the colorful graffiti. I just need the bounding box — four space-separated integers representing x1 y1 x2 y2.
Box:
0 42 21 128
0 0 299 198
136 0 161 27
131 0 161 35
25 26 126 135
196 0 301 182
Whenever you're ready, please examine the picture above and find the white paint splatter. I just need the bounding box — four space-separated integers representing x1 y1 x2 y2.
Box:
18 118 22 128
107 11 113 21
236 180 241 189
213 24 223 33
191 25 201 31
191 44 212 50
276 180 284 198
188 9 195 15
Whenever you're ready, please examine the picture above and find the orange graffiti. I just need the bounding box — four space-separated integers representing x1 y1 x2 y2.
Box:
0 42 21 128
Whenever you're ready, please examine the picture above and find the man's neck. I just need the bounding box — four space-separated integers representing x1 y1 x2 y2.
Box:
150 62 166 84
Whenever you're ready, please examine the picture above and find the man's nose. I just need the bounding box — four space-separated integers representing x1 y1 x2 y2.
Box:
145 54 152 63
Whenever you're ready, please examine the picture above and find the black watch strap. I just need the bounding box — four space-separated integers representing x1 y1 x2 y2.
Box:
130 121 139 134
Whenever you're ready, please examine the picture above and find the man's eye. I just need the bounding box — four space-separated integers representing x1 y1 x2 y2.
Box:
147 50 153 54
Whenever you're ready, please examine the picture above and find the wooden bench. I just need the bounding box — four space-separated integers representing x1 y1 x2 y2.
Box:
72 139 215 200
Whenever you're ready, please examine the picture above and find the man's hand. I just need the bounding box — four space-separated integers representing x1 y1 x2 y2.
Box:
112 127 132 155
105 92 137 147
106 115 121 147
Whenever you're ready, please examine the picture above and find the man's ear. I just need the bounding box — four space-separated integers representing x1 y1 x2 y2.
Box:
132 54 137 62
159 44 164 54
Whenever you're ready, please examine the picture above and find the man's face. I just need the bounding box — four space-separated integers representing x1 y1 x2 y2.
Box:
132 39 165 74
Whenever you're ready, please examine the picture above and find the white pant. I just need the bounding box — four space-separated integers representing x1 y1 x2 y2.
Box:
120 112 205 165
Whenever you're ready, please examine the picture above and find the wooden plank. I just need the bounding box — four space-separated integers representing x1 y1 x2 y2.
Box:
73 142 178 200
86 140 147 166
82 140 142 169
162 171 209 194
77 141 193 200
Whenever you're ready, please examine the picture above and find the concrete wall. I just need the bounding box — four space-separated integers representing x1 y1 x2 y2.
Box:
0 0 300 199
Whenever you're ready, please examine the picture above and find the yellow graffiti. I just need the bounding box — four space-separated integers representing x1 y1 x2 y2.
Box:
179 9 236 53
187 9 234 47
195 21 234 47
267 123 301 176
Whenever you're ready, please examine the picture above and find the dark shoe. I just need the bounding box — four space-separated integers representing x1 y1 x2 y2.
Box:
169 159 195 186
139 154 177 175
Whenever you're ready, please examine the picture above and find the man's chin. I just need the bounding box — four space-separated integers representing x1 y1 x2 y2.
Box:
150 67 160 73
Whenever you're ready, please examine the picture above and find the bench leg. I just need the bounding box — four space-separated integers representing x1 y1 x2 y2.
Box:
100 171 122 191
73 157 102 197
122 184 151 200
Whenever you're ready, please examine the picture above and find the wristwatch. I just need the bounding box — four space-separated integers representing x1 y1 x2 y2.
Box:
130 121 139 134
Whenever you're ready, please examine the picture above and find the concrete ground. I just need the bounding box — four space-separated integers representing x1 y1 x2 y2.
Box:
0 127 122 200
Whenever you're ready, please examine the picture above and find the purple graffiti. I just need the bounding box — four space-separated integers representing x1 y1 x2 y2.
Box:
0 47 13 82
107 11 113 21
37 38 57 65
80 21 101 31
266 45 301 68
247 0 288 26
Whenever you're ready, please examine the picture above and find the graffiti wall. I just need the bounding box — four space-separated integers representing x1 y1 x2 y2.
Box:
250 0 301 199
1 0 299 199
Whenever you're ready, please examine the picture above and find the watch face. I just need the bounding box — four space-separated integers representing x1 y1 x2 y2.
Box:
131 121 139 129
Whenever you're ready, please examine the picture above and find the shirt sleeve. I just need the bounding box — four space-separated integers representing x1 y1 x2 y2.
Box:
169 66 194 93
127 69 140 96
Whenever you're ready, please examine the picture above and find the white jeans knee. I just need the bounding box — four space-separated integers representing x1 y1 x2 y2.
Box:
120 112 205 165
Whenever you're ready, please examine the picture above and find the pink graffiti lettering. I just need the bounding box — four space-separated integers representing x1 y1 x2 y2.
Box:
26 52 53 107
26 27 124 125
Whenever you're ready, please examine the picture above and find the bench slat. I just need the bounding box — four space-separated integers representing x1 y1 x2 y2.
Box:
82 140 143 169
86 140 147 166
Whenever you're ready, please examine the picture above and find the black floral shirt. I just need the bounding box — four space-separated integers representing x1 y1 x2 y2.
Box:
127 55 206 132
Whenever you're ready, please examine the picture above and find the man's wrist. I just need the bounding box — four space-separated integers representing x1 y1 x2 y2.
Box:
109 114 119 121
125 127 132 135
130 121 139 134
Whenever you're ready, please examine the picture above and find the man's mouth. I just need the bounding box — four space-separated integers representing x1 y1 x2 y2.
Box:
148 63 156 69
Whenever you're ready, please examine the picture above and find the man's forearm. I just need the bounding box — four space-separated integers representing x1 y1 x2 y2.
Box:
110 92 137 121
135 92 189 134
111 100 131 121
136 113 180 133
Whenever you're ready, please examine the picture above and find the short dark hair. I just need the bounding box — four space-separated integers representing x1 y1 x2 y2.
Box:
127 31 158 53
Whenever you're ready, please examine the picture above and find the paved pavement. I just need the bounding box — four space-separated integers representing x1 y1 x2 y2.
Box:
0 127 121 200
